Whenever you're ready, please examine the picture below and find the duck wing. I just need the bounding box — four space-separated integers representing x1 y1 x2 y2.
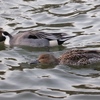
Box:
27 30 75 40
27 31 63 40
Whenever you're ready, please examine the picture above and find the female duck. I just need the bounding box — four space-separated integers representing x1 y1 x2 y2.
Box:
1 30 74 47
31 50 100 66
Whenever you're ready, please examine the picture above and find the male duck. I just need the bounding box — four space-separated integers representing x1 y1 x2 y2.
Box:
31 50 100 66
0 29 75 47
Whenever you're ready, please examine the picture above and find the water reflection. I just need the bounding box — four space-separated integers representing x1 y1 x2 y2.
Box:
0 42 6 50
0 0 100 100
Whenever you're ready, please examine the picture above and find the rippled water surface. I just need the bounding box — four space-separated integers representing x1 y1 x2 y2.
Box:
0 0 100 100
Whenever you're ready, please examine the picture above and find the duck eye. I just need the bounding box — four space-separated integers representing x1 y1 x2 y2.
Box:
41 57 45 59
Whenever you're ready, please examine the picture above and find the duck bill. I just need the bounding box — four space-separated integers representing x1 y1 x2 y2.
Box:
30 59 40 64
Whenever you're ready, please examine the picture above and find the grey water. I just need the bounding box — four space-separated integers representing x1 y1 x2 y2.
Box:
0 0 100 100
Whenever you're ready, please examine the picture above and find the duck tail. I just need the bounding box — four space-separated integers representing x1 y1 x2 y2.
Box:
57 35 75 45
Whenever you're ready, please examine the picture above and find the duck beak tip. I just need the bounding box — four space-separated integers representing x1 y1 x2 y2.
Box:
29 60 40 64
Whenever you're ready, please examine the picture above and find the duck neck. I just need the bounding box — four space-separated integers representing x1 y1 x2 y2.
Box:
5 34 13 45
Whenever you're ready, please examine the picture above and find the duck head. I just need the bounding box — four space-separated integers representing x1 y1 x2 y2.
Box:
30 54 59 65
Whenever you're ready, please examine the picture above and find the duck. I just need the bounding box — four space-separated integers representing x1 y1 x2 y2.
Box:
0 29 75 47
30 50 100 66
31 53 59 65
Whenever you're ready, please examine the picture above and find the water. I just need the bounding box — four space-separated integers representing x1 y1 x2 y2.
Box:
0 0 100 100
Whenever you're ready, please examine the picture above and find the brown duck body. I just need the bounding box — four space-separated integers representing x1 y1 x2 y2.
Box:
31 50 100 66
59 50 100 66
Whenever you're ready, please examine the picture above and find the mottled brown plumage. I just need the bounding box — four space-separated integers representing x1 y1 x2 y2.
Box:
59 50 100 66
31 50 100 66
